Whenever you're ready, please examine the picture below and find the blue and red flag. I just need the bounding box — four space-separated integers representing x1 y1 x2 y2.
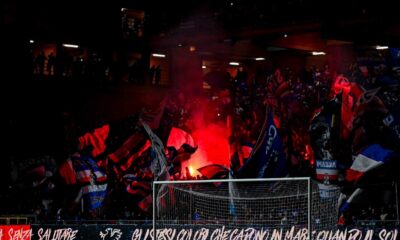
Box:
237 110 288 178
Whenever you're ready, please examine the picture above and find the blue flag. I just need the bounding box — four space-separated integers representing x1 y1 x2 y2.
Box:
238 111 288 178
82 183 108 210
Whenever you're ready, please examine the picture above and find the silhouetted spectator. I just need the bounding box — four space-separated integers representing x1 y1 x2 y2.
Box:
47 52 56 76
36 51 46 76
155 65 161 85
149 65 156 84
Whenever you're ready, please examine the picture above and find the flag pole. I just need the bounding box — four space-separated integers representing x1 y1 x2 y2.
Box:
395 181 399 224
247 107 269 162
152 182 156 240
227 115 237 220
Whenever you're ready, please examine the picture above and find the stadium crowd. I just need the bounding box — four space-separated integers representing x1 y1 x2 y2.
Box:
2 50 400 227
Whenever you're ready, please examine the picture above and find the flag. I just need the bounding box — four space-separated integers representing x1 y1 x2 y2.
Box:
331 75 351 98
78 124 110 157
24 165 46 179
228 171 238 217
241 144 253 162
108 132 149 164
142 122 172 215
340 83 363 139
116 140 152 172
227 115 242 174
166 127 196 150
71 154 107 184
142 122 169 180
339 143 396 217
346 144 394 183
316 160 338 182
197 164 229 179
77 155 108 211
58 159 77 185
58 154 102 185
339 188 365 213
237 110 288 178
166 127 197 175
138 194 153 212
229 200 237 215
19 155 55 181
354 87 384 116
105 129 152 177
59 153 108 212
82 183 108 210
62 154 108 185
126 180 151 196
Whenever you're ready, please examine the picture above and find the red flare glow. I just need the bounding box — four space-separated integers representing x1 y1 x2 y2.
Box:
181 123 230 177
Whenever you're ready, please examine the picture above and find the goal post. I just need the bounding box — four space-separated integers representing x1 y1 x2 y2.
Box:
153 177 339 240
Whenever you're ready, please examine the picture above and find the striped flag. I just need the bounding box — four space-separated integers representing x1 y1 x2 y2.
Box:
126 180 151 196
59 154 107 186
82 183 108 210
71 154 107 184
59 153 108 212
339 144 396 215
316 160 338 182
346 144 394 183
108 132 149 164
105 129 152 177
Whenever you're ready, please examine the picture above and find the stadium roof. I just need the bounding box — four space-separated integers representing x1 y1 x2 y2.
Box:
6 0 400 48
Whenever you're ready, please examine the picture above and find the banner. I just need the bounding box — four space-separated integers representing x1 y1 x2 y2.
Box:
0 225 31 240
0 224 398 240
316 160 338 182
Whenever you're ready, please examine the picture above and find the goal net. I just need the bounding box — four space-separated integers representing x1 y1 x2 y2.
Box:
153 178 340 237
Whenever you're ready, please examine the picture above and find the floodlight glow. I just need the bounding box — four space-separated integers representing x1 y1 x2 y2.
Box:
312 51 326 55
376 45 389 50
63 44 79 48
152 53 166 58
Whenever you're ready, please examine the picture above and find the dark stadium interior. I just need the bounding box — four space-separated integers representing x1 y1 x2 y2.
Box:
2 0 400 229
